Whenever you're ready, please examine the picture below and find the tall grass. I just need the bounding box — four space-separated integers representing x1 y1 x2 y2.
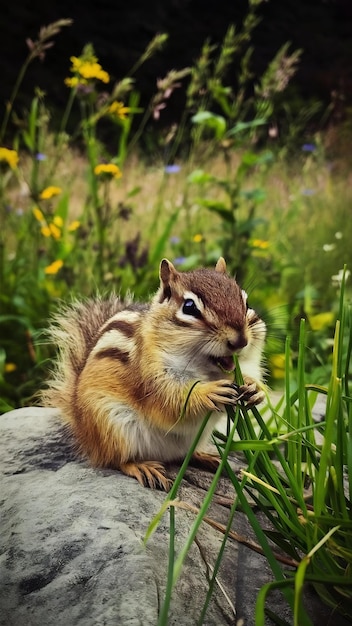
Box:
145 271 352 625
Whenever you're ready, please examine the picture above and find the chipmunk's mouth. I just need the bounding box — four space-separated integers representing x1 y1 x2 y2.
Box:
210 355 235 372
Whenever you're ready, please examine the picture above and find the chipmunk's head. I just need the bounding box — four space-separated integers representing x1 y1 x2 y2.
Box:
152 257 265 375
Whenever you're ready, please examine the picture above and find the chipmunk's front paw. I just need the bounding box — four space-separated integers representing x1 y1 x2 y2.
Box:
203 379 240 410
236 376 265 406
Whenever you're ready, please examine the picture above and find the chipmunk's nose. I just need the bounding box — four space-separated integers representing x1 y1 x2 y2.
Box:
227 333 248 352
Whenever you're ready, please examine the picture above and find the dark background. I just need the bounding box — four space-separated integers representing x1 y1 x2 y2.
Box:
1 0 352 131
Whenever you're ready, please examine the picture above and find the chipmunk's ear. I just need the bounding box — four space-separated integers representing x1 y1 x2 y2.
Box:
158 259 179 301
160 258 178 283
215 257 227 273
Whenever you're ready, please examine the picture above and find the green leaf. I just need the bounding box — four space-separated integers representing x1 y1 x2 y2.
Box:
197 198 235 223
227 118 267 137
55 191 70 223
149 209 180 264
191 111 227 139
239 188 267 202
228 439 275 451
127 186 142 198
0 314 31 328
237 150 274 179
187 169 215 185
22 131 34 152
0 347 6 372
22 96 39 152
0 398 15 413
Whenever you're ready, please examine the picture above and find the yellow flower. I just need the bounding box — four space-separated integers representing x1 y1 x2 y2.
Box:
108 101 131 120
70 55 86 71
94 163 122 179
251 239 270 249
33 206 45 222
41 226 51 237
5 362 17 373
53 215 64 228
45 259 64 275
68 220 80 232
40 186 62 200
66 55 110 85
269 353 286 379
78 61 110 83
64 76 83 88
70 55 98 71
0 147 19 169
309 312 335 331
49 223 61 240
193 234 203 243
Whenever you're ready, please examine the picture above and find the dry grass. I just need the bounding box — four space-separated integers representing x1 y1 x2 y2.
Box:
8 138 352 275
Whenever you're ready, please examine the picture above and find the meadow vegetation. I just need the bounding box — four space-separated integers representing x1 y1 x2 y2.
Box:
0 3 351 623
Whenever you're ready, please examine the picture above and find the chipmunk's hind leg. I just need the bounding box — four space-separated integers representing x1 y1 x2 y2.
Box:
190 451 221 472
120 460 172 491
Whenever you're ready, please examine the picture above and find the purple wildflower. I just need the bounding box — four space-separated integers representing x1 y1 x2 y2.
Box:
170 236 180 244
301 188 316 196
165 164 181 174
35 153 47 161
173 256 186 265
302 143 316 152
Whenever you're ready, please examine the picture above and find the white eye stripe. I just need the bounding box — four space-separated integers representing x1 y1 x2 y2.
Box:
241 289 248 303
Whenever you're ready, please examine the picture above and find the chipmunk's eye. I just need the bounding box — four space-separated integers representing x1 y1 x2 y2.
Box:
182 298 202 319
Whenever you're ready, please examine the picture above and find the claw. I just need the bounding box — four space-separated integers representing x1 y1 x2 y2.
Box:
236 381 265 406
120 461 172 491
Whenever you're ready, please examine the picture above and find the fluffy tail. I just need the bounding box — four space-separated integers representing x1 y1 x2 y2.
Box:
41 295 127 419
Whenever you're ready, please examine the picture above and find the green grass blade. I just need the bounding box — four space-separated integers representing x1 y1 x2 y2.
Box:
294 557 311 626
293 319 306 488
345 306 352 502
314 323 342 518
149 208 180 264
156 505 175 626
255 579 313 626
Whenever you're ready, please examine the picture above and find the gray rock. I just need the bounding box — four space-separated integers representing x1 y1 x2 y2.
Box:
0 408 236 626
0 407 348 626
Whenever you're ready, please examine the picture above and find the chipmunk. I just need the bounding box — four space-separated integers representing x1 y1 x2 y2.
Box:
42 258 266 490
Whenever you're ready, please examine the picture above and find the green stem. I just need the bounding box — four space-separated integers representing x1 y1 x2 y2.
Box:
0 238 4 306
1 57 31 141
59 87 77 138
127 104 153 155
